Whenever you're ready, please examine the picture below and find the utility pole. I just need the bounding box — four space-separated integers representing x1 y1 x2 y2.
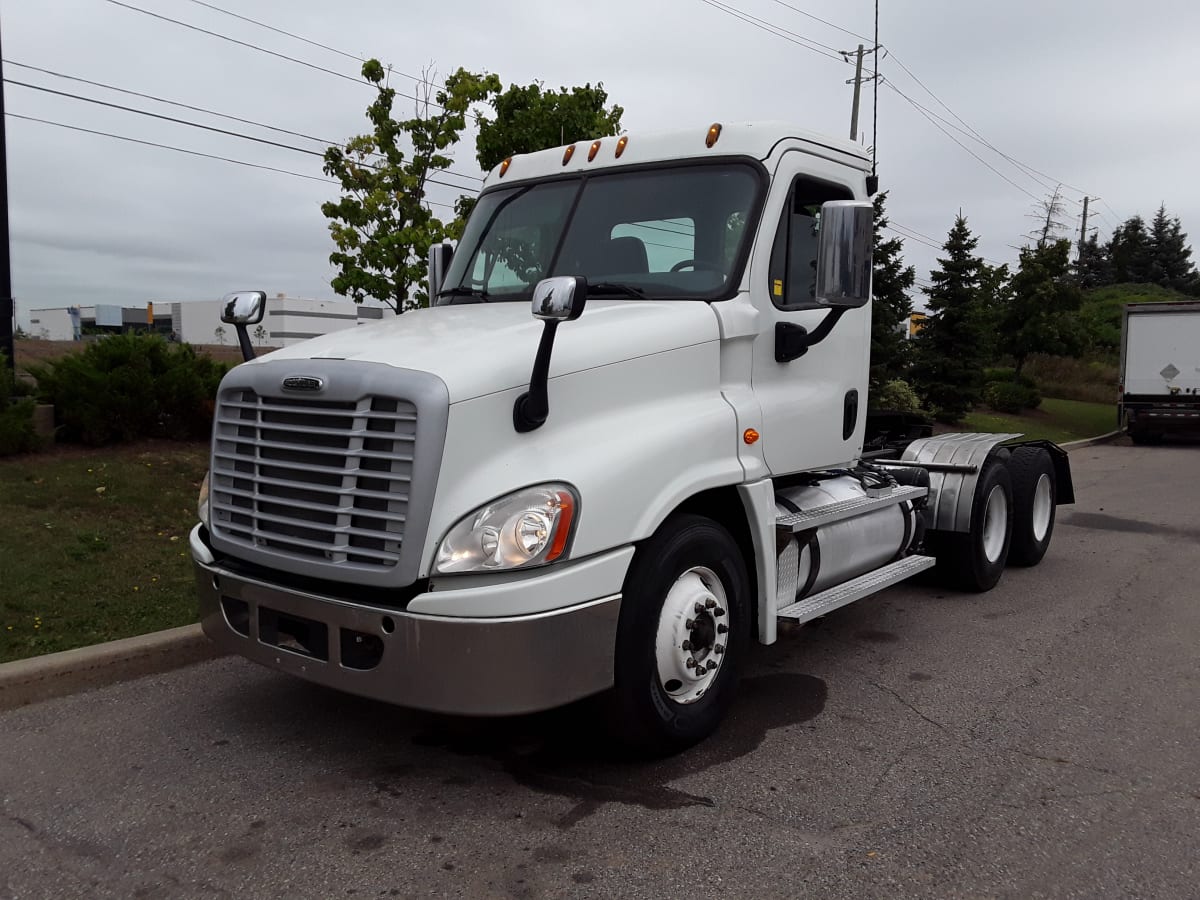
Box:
0 15 13 372
848 44 865 141
1077 196 1094 257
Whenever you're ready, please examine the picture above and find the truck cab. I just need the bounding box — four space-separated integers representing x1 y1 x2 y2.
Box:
192 122 1073 753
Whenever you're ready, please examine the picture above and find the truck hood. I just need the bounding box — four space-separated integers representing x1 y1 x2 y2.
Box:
250 300 721 402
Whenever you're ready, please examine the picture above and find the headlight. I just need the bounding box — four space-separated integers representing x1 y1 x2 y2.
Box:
435 484 578 574
197 470 211 528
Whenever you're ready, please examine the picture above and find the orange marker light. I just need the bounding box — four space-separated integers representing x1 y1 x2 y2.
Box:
706 123 723 148
562 144 576 165
588 140 602 161
499 156 512 177
743 428 760 445
615 135 629 158
545 491 576 563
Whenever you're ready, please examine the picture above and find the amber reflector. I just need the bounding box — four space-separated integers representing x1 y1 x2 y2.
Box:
615 135 629 158
562 144 576 165
743 428 760 445
706 123 722 148
499 156 512 177
588 140 602 161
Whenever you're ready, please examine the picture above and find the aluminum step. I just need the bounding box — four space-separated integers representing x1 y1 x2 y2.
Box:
775 484 927 533
776 555 937 622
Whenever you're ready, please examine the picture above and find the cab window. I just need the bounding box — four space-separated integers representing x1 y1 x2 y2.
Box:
768 176 854 309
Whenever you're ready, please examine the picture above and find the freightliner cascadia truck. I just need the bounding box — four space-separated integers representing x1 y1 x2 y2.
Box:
192 122 1074 753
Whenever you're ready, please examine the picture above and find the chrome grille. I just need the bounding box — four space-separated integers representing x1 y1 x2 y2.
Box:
211 389 416 571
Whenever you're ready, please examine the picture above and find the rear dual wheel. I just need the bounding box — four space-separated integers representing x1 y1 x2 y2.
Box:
929 458 1013 592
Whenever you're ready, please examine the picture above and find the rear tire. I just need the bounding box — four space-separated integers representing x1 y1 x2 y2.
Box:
1129 429 1163 446
1007 447 1056 566
929 458 1013 592
606 514 750 756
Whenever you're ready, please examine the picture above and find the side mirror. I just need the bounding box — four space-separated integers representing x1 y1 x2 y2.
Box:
514 277 588 433
814 200 873 308
531 276 587 322
221 290 266 325
428 243 454 301
220 290 266 363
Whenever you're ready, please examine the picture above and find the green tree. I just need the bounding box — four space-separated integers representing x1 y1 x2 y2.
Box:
868 193 915 392
974 260 1013 365
323 61 500 312
910 215 987 423
213 325 226 345
999 238 1084 375
1074 231 1111 288
1146 204 1197 292
1105 215 1151 283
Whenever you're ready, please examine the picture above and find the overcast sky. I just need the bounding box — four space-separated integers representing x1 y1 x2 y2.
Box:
7 0 1200 325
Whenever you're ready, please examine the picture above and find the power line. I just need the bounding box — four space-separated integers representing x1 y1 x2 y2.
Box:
4 112 457 211
103 0 441 111
4 59 484 184
693 0 859 65
763 0 874 43
4 77 479 194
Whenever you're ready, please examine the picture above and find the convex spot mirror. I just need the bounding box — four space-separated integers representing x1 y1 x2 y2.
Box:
221 291 266 325
815 200 873 309
532 276 587 322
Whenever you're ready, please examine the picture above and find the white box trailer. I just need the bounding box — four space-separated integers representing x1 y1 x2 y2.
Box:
1119 301 1200 443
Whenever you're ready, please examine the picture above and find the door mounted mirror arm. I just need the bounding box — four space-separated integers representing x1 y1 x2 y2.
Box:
774 309 848 362
514 276 588 433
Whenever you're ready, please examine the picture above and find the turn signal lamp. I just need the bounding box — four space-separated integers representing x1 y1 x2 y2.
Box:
706 123 723 148
743 428 760 445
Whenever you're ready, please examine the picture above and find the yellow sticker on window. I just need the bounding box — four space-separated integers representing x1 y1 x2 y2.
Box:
772 279 784 297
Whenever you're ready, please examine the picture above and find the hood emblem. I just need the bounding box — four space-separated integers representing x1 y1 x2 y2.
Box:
282 375 324 392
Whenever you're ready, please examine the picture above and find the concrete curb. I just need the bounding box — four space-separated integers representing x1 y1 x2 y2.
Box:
1060 430 1123 451
0 624 222 712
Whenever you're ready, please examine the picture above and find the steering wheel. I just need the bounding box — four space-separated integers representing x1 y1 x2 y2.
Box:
670 259 723 273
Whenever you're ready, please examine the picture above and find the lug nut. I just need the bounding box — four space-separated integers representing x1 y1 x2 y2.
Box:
685 658 697 669
681 640 693 651
694 602 705 614
714 609 726 618
705 660 718 671
717 624 728 634
686 618 695 629
705 598 716 609
714 644 724 655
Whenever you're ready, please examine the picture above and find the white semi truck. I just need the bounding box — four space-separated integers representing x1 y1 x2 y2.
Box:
1119 300 1200 443
192 122 1074 753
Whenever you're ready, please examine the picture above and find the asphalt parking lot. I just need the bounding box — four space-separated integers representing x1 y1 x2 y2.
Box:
2 441 1198 899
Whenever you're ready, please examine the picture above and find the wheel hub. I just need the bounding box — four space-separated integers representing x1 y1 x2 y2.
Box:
655 567 729 705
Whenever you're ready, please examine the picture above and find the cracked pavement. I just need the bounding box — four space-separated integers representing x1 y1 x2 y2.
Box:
1 440 1198 898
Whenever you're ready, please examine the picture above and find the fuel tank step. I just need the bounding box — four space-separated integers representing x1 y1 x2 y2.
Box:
775 484 927 533
776 554 936 622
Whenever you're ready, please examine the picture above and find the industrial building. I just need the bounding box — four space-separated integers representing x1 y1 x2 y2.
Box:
25 294 387 348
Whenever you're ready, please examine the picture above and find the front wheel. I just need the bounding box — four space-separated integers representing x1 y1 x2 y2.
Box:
606 514 750 756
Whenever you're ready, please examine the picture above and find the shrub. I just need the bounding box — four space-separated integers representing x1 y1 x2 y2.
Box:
1022 354 1118 404
872 379 925 413
982 367 1038 390
984 380 1042 413
0 354 41 456
29 333 229 445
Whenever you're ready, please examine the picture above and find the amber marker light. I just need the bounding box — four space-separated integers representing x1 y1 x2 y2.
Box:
615 135 629 158
562 144 576 165
706 123 723 148
743 428 760 445
545 491 577 562
588 140 602 161
499 156 513 177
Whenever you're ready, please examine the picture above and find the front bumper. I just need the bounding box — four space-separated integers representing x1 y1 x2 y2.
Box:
191 525 623 716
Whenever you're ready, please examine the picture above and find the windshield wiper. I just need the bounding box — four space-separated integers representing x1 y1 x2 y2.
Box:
437 285 490 304
589 282 647 299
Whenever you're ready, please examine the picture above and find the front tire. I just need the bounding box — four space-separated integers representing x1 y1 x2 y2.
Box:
607 514 750 756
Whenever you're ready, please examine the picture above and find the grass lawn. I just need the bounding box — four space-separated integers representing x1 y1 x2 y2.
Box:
0 442 208 664
959 398 1118 443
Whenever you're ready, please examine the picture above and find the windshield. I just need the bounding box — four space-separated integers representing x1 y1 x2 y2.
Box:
438 163 762 303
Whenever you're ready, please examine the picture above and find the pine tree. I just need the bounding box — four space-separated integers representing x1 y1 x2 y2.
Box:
910 215 987 423
1146 204 1197 292
1105 216 1151 283
869 193 915 392
1074 232 1111 288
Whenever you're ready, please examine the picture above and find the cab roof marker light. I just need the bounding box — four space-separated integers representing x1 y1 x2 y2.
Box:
615 135 629 158
562 144 576 165
588 140 602 162
706 123 722 148
499 156 513 177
